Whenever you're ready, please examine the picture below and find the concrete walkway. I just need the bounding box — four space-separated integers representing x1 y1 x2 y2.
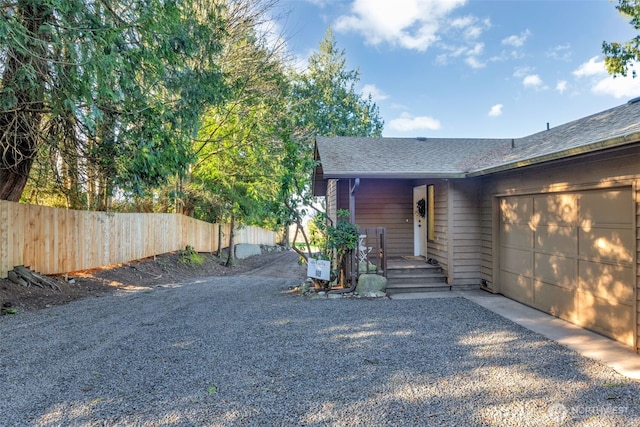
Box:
390 289 640 381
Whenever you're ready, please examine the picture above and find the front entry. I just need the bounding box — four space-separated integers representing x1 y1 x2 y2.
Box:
413 185 427 257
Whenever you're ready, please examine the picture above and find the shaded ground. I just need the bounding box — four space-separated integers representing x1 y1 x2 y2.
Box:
0 247 303 313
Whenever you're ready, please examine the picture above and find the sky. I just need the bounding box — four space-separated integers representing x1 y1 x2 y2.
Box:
273 0 640 138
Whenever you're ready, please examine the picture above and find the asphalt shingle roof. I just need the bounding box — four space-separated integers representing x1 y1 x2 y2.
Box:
316 100 640 179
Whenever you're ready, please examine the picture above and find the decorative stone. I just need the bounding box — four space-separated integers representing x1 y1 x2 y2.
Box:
358 262 377 273
356 274 387 294
363 291 386 298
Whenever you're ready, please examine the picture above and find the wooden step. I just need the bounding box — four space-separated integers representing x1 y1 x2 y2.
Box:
384 262 450 294
386 269 445 280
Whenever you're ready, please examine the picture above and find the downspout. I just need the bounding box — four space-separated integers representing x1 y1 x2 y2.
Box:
349 178 360 223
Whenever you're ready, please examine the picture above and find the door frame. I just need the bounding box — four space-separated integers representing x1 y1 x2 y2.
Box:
413 185 427 257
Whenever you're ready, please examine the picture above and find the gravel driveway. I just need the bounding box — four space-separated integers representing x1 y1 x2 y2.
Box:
1 251 639 426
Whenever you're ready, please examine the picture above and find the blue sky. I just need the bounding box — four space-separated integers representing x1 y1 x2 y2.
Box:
274 0 640 138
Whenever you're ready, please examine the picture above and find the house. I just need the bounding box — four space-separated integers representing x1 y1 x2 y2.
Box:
312 99 640 352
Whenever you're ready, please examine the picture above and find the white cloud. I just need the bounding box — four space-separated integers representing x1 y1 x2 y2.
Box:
450 15 490 40
513 66 533 78
388 112 441 132
501 29 531 47
592 74 640 98
466 56 485 69
573 56 606 77
361 84 389 102
334 0 467 52
523 74 543 88
556 80 568 94
547 43 571 61
488 104 503 117
572 56 640 98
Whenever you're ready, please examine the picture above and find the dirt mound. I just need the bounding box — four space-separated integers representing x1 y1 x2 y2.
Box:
0 248 303 313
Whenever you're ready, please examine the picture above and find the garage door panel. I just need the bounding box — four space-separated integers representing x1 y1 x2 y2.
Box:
576 291 634 347
534 253 576 291
500 222 533 249
534 224 577 253
534 193 578 225
500 246 532 275
501 270 533 302
579 189 632 225
500 196 532 224
578 260 634 305
578 227 634 263
499 187 634 348
534 280 576 320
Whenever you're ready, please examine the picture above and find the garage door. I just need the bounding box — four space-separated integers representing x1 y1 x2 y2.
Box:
499 188 635 347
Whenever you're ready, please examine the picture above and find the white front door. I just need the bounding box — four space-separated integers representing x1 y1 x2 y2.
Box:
413 185 427 257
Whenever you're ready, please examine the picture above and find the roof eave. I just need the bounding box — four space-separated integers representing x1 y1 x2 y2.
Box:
322 172 467 179
466 131 640 178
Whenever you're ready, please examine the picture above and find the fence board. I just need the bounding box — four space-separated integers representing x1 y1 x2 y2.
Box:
0 201 277 278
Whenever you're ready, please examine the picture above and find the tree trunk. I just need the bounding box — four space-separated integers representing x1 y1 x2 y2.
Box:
225 213 236 267
0 1 50 201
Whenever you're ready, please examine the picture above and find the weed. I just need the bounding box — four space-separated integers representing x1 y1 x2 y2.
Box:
179 245 204 267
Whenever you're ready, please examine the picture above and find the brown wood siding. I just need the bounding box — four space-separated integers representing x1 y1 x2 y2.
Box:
353 179 414 257
636 181 640 352
326 179 338 223
337 179 350 212
479 191 494 285
450 179 482 286
480 145 640 351
428 180 449 276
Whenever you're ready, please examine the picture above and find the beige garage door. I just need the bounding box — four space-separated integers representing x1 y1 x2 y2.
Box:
499 188 635 347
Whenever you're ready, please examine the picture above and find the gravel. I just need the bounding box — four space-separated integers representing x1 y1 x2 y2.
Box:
1 252 639 426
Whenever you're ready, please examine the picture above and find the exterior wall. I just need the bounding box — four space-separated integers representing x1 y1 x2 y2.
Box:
326 179 339 224
449 179 482 287
429 180 450 277
352 179 414 258
479 145 640 351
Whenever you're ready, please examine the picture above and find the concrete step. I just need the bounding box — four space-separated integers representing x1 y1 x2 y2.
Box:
386 282 452 294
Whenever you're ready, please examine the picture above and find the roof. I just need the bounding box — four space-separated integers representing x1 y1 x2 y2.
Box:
315 100 640 180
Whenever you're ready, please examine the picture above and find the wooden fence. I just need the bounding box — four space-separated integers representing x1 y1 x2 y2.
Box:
0 201 277 278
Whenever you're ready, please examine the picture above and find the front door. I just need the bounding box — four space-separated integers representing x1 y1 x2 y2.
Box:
413 185 427 257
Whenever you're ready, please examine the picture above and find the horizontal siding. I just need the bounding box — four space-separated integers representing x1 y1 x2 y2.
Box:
354 179 414 257
636 181 640 352
428 180 449 275
479 192 494 284
451 179 482 286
